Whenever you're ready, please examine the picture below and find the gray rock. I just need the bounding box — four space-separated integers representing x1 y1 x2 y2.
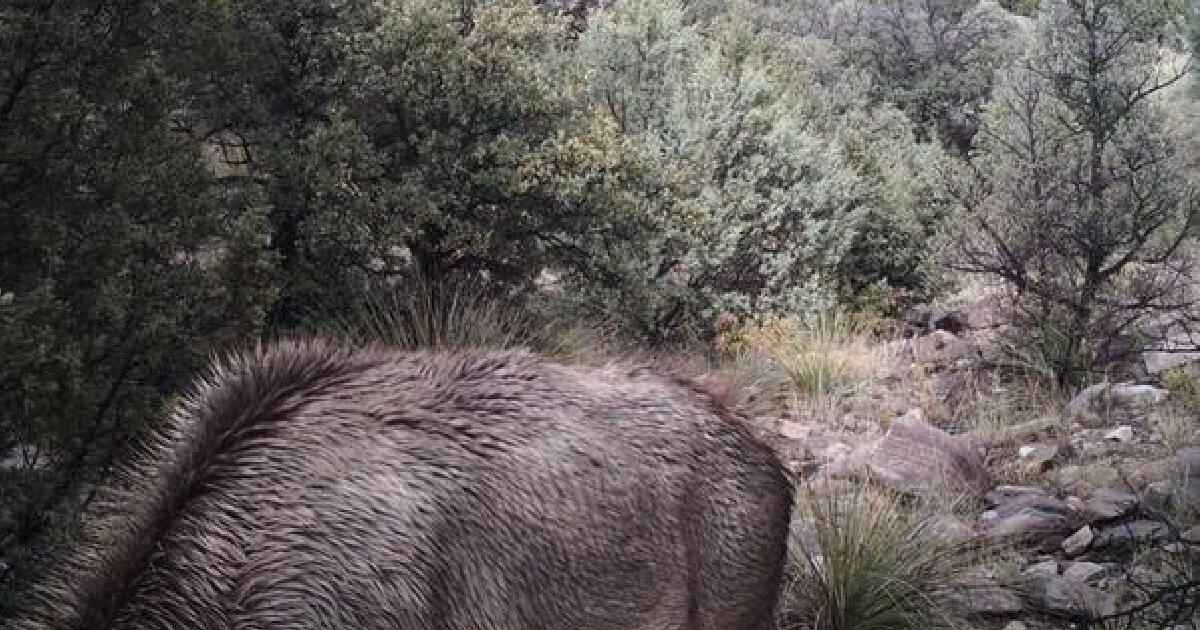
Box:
1062 525 1095 557
950 574 1025 615
1141 321 1200 374
1018 443 1059 464
960 294 1011 330
1103 425 1134 443
1024 575 1117 619
866 410 991 500
1065 382 1168 425
1094 520 1171 549
1144 350 1200 374
1065 383 1110 422
1082 488 1139 522
1062 561 1107 583
908 330 961 366
1182 525 1200 544
931 515 976 542
1022 559 1059 577
778 420 811 440
1108 383 1168 406
1001 622 1027 630
983 494 1082 540
1142 481 1173 513
985 485 1047 507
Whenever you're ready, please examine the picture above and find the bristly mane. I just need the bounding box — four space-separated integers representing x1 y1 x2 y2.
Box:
13 339 386 630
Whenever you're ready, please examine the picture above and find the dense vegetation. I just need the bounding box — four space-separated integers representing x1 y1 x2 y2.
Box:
1 0 1197 616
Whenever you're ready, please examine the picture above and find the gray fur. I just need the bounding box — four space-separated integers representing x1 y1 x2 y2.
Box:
13 340 792 630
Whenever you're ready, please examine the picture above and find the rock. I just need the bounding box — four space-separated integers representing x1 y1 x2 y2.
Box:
1141 321 1200 374
1082 488 1138 522
1022 559 1059 577
1024 575 1117 619
910 329 957 359
1062 561 1107 583
866 409 991 500
1181 525 1200 544
1062 525 1095 556
1018 443 1059 461
779 420 811 440
931 370 974 405
1141 481 1173 514
985 485 1047 507
1057 465 1086 491
1103 425 1134 443
1144 349 1200 374
1001 622 1027 630
1017 443 1060 473
1064 382 1167 425
931 516 976 542
1065 383 1110 423
823 442 869 478
1094 520 1171 549
983 494 1081 540
951 572 1025 615
1108 383 1169 406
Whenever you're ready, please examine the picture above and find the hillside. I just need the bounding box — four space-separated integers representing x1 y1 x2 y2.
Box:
2 0 1199 626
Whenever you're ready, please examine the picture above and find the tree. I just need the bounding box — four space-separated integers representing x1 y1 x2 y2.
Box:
762 0 1016 154
178 0 661 327
951 0 1199 386
0 0 275 609
172 0 390 327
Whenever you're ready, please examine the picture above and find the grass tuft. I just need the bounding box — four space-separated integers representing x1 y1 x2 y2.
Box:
778 484 971 630
315 272 618 362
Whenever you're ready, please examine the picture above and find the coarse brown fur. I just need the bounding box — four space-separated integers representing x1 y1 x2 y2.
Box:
11 339 793 630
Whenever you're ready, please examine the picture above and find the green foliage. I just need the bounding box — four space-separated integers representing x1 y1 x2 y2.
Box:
0 0 277 608
766 0 1017 153
570 0 871 340
831 106 958 314
1161 364 1200 418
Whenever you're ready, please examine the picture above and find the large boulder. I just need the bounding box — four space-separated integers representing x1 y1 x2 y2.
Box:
948 570 1025 616
1063 382 1168 426
1093 520 1171 549
1081 488 1139 522
1023 575 1116 619
866 409 992 500
1139 316 1200 374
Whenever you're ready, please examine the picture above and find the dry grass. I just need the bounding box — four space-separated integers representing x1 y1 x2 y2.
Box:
1158 365 1200 450
721 312 899 428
